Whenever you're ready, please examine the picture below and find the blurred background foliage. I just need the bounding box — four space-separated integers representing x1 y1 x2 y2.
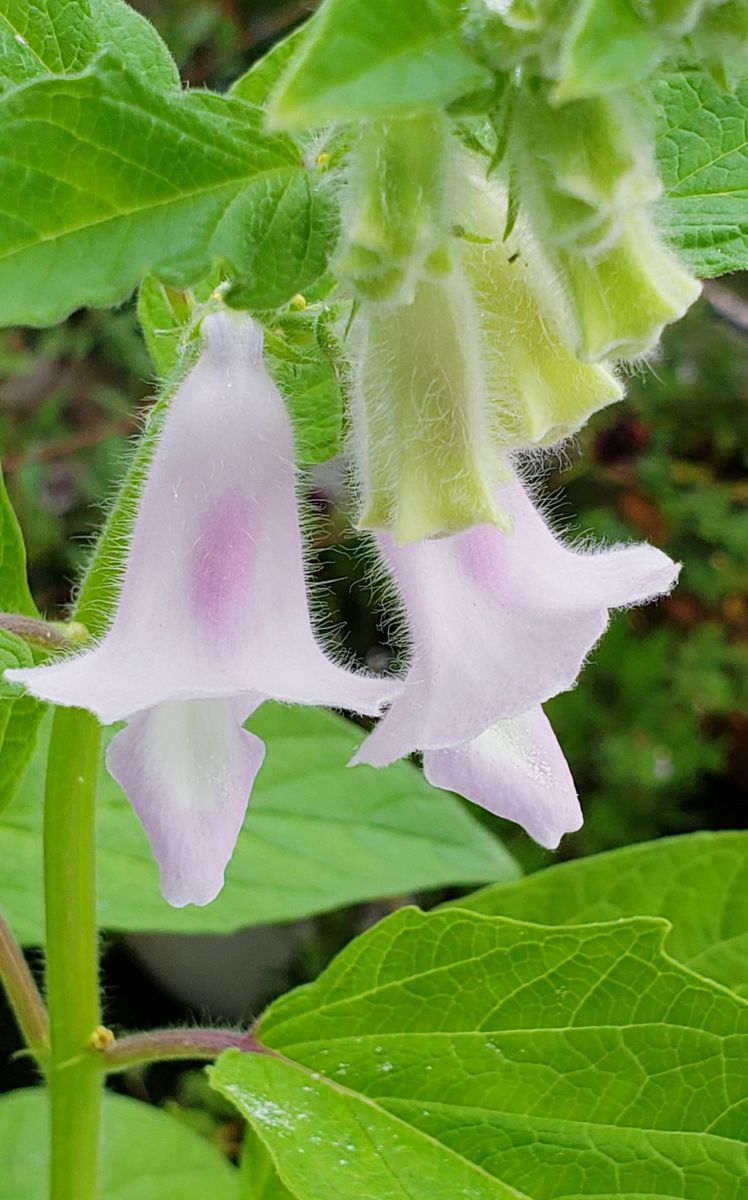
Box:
1 0 747 1134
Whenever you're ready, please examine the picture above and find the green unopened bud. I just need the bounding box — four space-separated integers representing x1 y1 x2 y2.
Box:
512 87 661 255
689 1 748 87
351 275 510 543
557 212 702 360
335 112 452 305
461 172 623 445
467 0 563 74
631 0 706 34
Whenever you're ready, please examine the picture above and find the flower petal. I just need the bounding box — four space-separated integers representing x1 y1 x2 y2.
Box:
354 479 679 766
424 707 582 850
8 313 393 722
106 697 264 907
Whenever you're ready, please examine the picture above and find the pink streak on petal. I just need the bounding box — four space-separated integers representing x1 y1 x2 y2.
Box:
424 707 582 850
354 480 679 766
106 696 264 908
8 313 393 722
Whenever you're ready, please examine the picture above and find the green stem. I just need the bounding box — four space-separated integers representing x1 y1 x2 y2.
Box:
44 707 102 1200
0 912 48 1057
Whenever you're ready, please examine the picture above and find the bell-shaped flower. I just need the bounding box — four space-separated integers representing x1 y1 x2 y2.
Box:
7 312 394 907
352 478 678 843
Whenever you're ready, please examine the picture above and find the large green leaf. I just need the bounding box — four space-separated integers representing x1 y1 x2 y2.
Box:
655 71 748 277
213 908 748 1200
0 53 336 328
0 1089 238 1199
2 706 515 944
453 831 748 996
268 0 492 129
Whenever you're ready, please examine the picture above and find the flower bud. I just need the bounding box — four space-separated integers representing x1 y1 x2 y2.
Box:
507 86 700 359
555 211 702 361
460 169 623 445
511 88 661 256
335 112 452 305
350 273 511 543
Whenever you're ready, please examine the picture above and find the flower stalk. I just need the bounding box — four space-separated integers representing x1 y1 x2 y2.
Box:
101 1027 269 1073
0 912 48 1058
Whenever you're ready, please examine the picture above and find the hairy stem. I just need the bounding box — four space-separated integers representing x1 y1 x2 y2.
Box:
44 707 102 1200
0 912 48 1057
102 1026 268 1073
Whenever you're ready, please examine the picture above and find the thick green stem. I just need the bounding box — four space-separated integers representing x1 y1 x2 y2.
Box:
44 707 102 1200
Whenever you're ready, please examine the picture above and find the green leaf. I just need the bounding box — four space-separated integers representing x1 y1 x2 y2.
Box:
0 469 45 814
213 908 748 1200
2 706 516 944
655 71 748 277
0 627 32 697
0 627 46 818
0 53 336 327
137 275 200 380
0 687 45 815
0 632 46 815
0 638 46 815
231 24 309 108
0 1089 238 1199
240 1124 297 1200
453 831 748 996
268 0 492 129
89 0 180 90
0 0 95 92
0 467 36 616
262 311 343 466
0 0 179 95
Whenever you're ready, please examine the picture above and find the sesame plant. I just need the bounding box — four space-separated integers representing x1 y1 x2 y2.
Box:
0 1 747 1197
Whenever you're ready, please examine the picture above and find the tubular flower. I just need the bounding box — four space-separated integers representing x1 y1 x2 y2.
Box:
7 312 394 907
352 479 679 847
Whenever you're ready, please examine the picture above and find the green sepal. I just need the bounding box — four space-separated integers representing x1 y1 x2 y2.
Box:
267 0 491 129
555 0 665 102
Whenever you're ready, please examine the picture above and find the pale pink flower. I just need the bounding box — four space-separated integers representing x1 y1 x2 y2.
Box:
8 313 393 907
353 480 679 847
